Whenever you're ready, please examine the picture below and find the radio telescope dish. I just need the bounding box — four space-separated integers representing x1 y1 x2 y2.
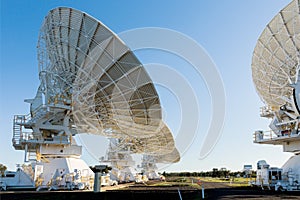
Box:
251 0 300 190
252 0 300 110
38 7 165 138
13 6 180 188
107 124 176 155
148 148 180 164
38 6 179 170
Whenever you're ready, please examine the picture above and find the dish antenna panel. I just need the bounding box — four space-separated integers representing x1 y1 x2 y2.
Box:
12 7 179 188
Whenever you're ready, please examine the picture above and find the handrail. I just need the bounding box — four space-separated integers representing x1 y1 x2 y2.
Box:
13 104 47 125
254 130 278 141
253 129 298 142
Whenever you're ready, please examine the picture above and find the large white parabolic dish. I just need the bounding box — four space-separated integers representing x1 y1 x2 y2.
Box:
38 7 179 158
252 0 300 110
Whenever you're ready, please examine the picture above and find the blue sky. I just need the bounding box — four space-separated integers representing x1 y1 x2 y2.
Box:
0 0 292 172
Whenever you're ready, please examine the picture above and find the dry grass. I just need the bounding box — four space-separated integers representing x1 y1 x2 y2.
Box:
163 177 251 188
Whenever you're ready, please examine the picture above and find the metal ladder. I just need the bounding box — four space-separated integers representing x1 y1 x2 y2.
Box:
28 151 37 162
12 115 25 148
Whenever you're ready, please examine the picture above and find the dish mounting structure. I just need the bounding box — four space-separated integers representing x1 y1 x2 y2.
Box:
252 0 300 191
12 7 179 188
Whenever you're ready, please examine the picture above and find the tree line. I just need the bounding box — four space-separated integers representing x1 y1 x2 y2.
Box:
162 168 256 178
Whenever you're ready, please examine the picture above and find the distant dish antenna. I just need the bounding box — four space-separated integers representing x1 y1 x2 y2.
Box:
252 0 300 188
12 7 179 188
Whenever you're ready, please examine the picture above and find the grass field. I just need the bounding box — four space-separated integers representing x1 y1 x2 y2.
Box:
162 176 252 188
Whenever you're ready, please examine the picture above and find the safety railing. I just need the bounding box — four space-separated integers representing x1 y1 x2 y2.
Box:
253 130 278 142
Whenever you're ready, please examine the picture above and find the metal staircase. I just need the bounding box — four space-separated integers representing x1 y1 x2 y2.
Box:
12 114 38 151
27 151 37 162
12 115 26 150
12 105 48 149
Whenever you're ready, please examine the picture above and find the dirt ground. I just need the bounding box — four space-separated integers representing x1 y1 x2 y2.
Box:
201 181 300 199
1 180 300 200
112 180 300 199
